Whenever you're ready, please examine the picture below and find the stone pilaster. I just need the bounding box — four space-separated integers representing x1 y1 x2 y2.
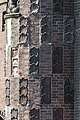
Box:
5 13 20 120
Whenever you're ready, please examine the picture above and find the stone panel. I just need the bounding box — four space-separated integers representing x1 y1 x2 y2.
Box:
19 46 29 77
52 15 63 43
29 77 40 109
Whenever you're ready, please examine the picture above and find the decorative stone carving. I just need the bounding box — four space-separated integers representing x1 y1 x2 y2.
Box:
30 0 39 14
11 108 18 120
7 0 19 13
19 16 27 43
19 78 28 106
64 78 74 104
11 47 19 77
40 77 51 104
29 47 39 74
41 16 51 43
5 79 10 106
64 16 74 43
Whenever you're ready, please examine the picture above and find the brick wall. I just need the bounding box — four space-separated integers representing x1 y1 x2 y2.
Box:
39 0 74 120
74 0 80 120
0 0 75 120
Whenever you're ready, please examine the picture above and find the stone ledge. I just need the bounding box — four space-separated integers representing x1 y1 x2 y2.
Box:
0 0 7 5
4 13 21 19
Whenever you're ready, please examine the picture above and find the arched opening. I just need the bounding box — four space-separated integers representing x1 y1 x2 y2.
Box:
0 116 4 120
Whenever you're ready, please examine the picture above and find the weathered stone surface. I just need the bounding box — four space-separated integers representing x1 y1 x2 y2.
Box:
0 2 6 113
19 47 29 77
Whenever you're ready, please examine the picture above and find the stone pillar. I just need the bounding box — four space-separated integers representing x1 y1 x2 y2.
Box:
5 12 30 120
5 13 20 120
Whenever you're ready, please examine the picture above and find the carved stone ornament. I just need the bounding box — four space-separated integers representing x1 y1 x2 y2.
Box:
7 0 19 13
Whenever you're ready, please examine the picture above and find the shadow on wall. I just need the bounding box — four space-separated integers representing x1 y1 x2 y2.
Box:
0 116 3 120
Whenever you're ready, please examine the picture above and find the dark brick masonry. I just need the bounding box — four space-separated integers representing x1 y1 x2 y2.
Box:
0 0 80 120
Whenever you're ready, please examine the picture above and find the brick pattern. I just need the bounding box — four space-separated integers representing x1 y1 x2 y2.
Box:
19 47 29 77
74 0 80 120
0 0 75 120
40 107 52 120
63 0 74 15
52 75 64 105
52 47 63 74
53 108 63 120
52 15 63 43
29 77 40 109
27 14 40 46
19 78 28 106
39 44 52 75
64 45 74 76
39 0 74 120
